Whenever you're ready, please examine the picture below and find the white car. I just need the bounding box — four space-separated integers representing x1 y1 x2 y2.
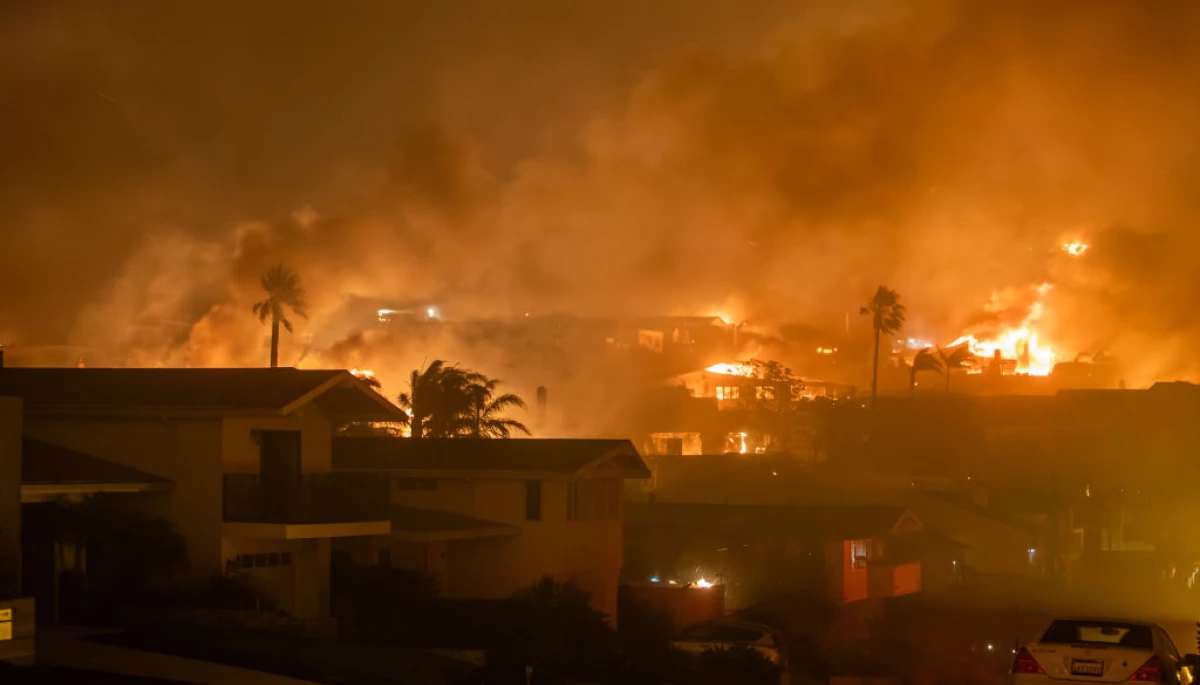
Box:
671 619 787 667
1012 618 1200 684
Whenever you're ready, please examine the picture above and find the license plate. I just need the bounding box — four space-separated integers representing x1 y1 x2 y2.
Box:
1071 659 1104 676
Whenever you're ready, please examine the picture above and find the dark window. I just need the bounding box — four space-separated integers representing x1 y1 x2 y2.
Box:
1041 621 1153 649
240 554 254 569
268 552 280 566
279 552 292 566
254 554 269 568
525 481 542 521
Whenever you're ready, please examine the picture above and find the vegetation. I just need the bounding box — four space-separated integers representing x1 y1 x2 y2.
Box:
399 359 529 438
252 265 308 368
464 378 531 438
860 285 906 406
909 347 943 396
936 344 975 393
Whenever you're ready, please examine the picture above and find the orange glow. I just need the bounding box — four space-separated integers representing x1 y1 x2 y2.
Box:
695 578 714 588
947 284 1057 376
1062 241 1089 256
350 367 375 381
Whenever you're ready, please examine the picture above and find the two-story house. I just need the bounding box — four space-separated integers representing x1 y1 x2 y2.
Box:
331 437 651 622
0 367 401 619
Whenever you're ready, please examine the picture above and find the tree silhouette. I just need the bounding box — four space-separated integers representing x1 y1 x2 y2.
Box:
399 360 529 438
936 345 975 393
252 265 308 368
398 360 483 438
860 286 906 406
464 378 530 438
909 348 943 396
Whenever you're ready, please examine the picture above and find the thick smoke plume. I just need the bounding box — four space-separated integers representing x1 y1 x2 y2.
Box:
4 0 1200 397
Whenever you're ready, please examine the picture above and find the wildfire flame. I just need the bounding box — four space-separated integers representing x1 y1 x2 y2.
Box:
350 368 375 381
694 578 715 588
1062 241 1089 256
705 362 755 376
947 283 1056 376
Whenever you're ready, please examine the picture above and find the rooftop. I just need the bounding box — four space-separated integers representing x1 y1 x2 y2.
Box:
333 437 651 479
22 437 171 486
0 367 404 421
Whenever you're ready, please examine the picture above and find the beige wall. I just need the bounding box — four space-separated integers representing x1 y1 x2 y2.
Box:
391 475 625 622
221 537 329 618
221 405 334 474
23 417 225 582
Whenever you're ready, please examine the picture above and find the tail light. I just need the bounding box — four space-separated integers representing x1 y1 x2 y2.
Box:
1012 647 1044 674
1129 655 1164 682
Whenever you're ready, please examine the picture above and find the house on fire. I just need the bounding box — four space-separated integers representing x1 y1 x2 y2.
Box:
331 437 651 623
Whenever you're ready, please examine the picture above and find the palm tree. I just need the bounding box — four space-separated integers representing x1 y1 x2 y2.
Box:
936 345 975 393
252 265 308 368
464 378 530 438
909 348 943 396
860 286 906 406
398 360 483 438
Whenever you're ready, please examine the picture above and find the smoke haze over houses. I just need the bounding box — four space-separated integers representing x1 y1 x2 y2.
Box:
5 0 1200 392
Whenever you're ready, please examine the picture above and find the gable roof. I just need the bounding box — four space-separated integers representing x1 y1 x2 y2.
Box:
0 368 404 421
333 437 651 479
625 503 919 540
22 437 171 486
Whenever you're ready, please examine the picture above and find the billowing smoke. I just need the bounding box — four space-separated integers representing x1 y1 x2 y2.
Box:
5 0 1200 397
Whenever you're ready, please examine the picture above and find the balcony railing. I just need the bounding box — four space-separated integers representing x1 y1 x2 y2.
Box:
223 473 389 525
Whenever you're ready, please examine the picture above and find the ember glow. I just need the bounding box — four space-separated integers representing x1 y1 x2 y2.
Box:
1062 241 1090 256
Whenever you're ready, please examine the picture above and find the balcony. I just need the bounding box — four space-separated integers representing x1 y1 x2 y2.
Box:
868 560 922 598
223 473 391 539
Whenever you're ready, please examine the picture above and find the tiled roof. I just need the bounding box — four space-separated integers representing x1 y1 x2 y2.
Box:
21 437 171 486
333 437 650 478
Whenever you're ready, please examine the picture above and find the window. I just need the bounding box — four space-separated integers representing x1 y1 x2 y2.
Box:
850 539 869 569
525 481 542 521
1041 621 1152 649
715 386 740 401
568 479 621 521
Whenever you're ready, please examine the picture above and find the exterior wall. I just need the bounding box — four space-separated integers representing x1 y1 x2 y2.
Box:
0 398 22 597
907 497 1037 576
22 417 225 583
389 475 626 622
221 405 334 473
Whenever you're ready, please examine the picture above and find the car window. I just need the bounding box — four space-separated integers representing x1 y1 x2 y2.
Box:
1041 621 1153 649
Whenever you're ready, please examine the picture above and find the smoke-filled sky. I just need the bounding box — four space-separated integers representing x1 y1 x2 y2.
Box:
4 0 1200 387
